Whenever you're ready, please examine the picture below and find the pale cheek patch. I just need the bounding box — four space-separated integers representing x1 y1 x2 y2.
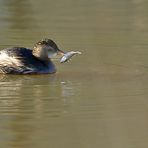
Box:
48 53 57 58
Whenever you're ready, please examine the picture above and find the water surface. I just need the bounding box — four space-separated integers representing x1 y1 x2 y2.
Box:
0 0 148 148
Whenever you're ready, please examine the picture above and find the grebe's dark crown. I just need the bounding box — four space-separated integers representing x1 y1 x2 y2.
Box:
35 38 59 50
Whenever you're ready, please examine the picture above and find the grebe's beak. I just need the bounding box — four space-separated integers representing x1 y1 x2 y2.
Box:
57 49 65 57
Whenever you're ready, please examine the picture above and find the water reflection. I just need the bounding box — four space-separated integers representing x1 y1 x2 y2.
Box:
0 74 77 147
0 74 75 117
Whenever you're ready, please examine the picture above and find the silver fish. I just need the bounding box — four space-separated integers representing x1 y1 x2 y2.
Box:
60 51 81 63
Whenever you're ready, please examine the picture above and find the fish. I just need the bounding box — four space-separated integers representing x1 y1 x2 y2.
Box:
60 51 81 63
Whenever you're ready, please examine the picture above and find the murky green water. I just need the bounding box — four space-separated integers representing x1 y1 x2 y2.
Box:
0 0 148 148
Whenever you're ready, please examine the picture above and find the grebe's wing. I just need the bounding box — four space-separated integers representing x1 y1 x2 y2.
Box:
0 47 36 74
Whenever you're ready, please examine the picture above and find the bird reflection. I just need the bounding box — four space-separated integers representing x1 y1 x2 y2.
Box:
0 74 75 147
0 74 75 115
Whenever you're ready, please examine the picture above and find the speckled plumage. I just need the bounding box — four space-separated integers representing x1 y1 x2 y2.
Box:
0 47 56 74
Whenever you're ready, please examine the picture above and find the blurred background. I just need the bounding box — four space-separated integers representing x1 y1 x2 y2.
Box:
0 0 148 148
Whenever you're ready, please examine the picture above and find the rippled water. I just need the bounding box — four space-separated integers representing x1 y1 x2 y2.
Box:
0 0 148 148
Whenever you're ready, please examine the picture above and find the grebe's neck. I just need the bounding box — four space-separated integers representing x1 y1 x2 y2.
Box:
32 45 48 61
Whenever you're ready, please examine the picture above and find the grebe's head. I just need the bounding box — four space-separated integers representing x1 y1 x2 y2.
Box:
33 38 64 61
